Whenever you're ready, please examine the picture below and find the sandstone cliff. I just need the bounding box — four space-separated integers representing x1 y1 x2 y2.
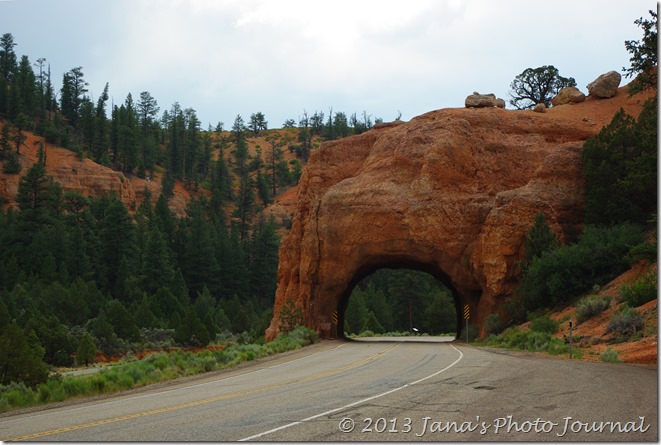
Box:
266 86 653 340
0 128 199 217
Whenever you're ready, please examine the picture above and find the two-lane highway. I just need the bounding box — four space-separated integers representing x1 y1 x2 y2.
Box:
0 338 656 441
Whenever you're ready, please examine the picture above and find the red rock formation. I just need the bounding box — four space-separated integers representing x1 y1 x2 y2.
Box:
0 129 197 217
1 145 138 211
266 88 652 340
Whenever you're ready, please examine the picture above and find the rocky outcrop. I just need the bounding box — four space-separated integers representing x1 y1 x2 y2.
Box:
465 92 506 108
533 103 547 113
587 71 621 98
552 86 586 106
266 105 602 341
52 158 137 208
1 147 138 211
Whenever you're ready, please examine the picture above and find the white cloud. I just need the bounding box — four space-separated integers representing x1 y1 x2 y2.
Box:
0 0 653 126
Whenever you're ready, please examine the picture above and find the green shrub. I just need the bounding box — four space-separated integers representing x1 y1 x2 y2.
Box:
485 314 505 335
481 327 571 356
2 386 35 409
626 241 657 264
37 383 51 403
288 326 320 345
519 224 645 312
125 364 148 385
575 295 612 324
619 271 657 307
599 347 620 363
62 378 92 397
608 305 644 338
529 315 558 334
90 375 106 393
45 379 67 402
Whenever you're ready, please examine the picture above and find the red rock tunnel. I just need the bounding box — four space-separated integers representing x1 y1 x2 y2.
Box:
265 107 594 341
335 257 475 339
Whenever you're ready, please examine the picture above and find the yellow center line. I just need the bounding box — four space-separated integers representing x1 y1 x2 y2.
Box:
6 342 400 442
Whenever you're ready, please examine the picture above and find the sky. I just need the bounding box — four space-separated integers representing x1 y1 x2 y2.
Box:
0 0 655 129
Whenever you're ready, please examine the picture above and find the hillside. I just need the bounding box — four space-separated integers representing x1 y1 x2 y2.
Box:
0 82 656 366
0 124 309 224
549 261 657 364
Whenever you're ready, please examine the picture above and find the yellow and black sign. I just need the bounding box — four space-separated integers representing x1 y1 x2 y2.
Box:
463 304 470 321
331 311 338 325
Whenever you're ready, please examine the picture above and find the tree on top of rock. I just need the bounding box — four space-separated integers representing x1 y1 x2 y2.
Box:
624 9 657 94
508 65 576 109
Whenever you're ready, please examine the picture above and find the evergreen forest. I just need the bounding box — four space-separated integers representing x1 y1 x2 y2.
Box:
0 31 396 387
0 7 657 391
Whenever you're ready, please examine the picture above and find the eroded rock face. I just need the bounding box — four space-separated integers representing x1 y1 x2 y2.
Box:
266 107 599 340
1 149 137 211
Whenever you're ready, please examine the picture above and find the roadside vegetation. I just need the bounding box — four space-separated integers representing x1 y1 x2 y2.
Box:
0 326 318 414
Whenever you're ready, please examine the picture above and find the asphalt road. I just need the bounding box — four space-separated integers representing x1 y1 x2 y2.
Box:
0 337 656 441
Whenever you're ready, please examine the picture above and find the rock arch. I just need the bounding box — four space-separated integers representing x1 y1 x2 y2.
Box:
266 107 597 341
336 258 467 338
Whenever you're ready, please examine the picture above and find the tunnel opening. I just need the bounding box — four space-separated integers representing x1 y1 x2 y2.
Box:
336 259 466 340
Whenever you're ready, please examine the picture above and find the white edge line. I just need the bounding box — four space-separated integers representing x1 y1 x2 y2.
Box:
238 343 464 441
14 344 348 421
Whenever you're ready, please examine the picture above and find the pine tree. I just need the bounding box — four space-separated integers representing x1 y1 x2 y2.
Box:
92 82 110 162
0 34 17 118
76 332 96 366
583 101 657 226
96 195 136 291
248 214 280 308
248 112 267 136
0 322 48 386
232 114 248 176
524 212 559 265
141 224 175 293
424 290 456 335
89 309 117 352
137 91 160 136
265 132 291 195
107 299 141 342
133 293 159 329
182 200 221 297
0 122 12 156
166 102 185 178
174 306 210 346
233 172 255 242
194 287 218 338
624 9 658 94
25 313 75 366
256 171 271 207
112 94 138 172
183 108 201 184
16 162 61 228
14 55 36 119
60 67 87 128
0 33 17 83
12 113 30 154
344 291 369 335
